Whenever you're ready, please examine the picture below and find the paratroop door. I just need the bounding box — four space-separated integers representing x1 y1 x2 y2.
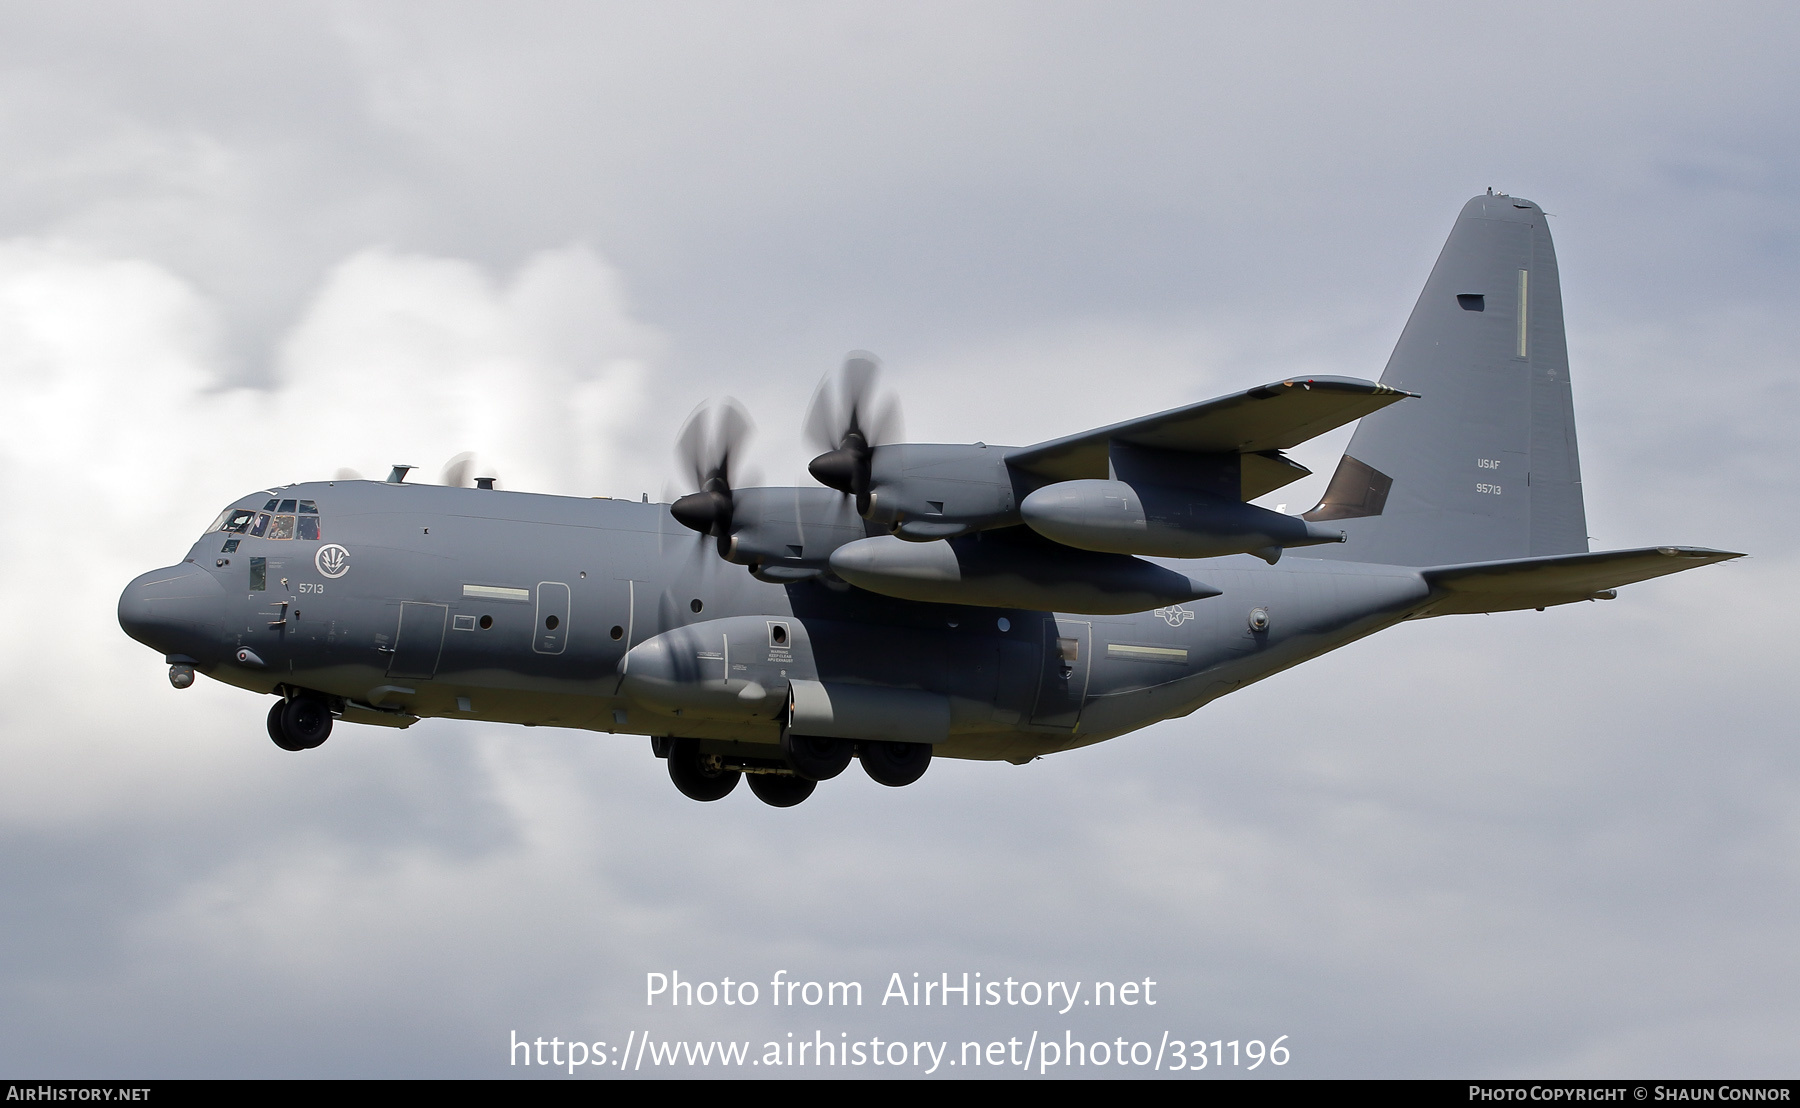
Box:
1029 618 1092 730
388 602 448 678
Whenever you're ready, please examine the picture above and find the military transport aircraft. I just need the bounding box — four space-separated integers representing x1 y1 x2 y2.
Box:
118 193 1741 807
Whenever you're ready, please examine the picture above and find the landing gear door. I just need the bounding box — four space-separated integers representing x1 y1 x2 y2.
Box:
1030 618 1092 730
388 602 448 678
534 582 570 655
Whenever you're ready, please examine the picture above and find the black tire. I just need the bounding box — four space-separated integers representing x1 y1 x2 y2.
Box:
747 772 817 808
780 732 853 781
280 696 333 749
267 700 306 751
859 741 932 787
667 738 740 802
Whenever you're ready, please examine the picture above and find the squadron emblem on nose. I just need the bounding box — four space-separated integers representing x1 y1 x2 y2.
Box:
316 544 350 579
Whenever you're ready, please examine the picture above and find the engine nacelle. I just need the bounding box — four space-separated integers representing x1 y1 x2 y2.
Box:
863 443 1020 539
827 532 1220 614
1019 479 1344 562
719 486 869 573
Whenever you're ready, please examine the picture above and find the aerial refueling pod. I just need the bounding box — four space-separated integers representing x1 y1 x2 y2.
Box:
1019 479 1345 563
828 530 1220 614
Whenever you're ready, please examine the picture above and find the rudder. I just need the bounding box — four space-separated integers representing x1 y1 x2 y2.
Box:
1302 193 1587 566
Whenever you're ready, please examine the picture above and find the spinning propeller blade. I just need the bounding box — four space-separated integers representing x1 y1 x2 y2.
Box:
670 398 756 556
803 351 903 516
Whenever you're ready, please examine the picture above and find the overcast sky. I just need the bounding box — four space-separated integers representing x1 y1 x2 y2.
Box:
1 1 1796 1078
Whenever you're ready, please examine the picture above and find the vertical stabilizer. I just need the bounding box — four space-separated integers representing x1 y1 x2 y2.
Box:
1302 193 1587 566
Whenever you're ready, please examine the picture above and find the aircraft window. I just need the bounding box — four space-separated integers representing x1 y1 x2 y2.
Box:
296 516 321 541
610 625 624 640
545 615 560 631
479 615 493 629
209 508 256 534
248 513 271 537
278 499 297 513
269 514 296 540
1457 294 1485 311
249 557 266 591
298 500 318 514
263 499 278 511
221 538 240 553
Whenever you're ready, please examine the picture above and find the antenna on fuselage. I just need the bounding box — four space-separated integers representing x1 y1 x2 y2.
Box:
387 465 416 484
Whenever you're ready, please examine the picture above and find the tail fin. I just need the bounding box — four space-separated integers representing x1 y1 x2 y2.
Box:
1302 193 1587 566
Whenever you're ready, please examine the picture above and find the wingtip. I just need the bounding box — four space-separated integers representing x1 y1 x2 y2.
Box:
1653 546 1746 561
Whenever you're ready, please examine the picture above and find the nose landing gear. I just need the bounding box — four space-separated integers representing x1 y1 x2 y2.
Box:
266 694 332 751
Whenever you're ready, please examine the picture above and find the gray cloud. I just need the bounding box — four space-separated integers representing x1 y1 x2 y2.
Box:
0 0 1793 1078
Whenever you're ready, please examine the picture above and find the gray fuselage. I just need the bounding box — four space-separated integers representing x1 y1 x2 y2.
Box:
120 478 1433 763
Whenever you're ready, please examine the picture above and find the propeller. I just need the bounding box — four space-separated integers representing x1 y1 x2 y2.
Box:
670 398 755 557
440 452 501 489
441 452 476 487
803 351 903 517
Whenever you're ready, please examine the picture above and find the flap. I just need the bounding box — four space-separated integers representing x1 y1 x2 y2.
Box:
1004 376 1413 494
1416 546 1743 616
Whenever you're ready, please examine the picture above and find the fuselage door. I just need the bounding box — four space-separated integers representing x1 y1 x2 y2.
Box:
388 602 448 678
534 581 570 655
1030 617 1092 730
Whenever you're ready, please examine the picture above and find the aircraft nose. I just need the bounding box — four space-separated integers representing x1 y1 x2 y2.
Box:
118 563 226 658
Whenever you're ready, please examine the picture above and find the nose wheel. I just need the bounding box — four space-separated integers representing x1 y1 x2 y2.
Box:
266 695 332 751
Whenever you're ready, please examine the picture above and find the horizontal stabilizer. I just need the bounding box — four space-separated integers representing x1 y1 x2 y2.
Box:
1415 546 1743 617
1006 376 1412 498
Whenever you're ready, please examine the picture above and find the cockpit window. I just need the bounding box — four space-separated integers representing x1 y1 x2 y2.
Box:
209 508 256 534
262 499 278 511
208 501 323 541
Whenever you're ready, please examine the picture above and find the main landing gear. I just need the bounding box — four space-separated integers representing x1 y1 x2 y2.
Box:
267 693 332 751
661 735 932 807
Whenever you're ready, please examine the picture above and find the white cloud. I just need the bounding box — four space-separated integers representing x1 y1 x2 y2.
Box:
0 239 655 827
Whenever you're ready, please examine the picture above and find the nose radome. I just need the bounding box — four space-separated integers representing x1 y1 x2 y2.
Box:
118 563 226 658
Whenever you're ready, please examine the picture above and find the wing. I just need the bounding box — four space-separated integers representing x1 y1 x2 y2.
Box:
1415 546 1744 616
1003 375 1413 499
